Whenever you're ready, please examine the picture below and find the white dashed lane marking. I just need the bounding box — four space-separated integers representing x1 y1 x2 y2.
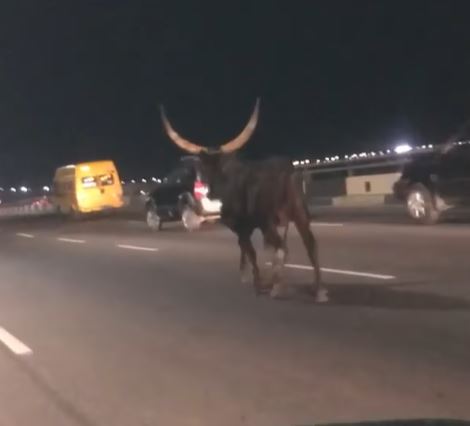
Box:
267 262 395 280
57 237 86 244
311 222 344 227
0 327 33 356
117 244 159 252
16 233 34 238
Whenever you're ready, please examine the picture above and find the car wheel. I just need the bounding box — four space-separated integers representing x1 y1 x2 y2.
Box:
406 184 440 225
146 206 162 231
181 206 202 232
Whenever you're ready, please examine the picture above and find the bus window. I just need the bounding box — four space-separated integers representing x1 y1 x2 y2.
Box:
98 173 114 186
81 176 97 188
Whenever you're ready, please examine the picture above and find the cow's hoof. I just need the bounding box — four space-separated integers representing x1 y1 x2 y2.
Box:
240 273 250 285
270 283 288 300
314 288 329 303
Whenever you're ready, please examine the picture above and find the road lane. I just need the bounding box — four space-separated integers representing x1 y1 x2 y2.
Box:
0 217 469 425
0 352 76 426
6 215 469 295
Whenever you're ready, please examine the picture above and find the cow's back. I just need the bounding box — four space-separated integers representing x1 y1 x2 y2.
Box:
220 157 299 230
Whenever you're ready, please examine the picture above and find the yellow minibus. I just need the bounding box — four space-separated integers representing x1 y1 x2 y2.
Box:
52 160 124 215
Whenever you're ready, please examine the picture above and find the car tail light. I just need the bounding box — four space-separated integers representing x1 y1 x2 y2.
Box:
193 180 208 200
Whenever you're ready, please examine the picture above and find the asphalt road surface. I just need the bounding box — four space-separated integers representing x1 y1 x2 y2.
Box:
1 214 469 426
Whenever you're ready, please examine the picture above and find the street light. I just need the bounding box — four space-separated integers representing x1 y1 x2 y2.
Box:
394 143 412 154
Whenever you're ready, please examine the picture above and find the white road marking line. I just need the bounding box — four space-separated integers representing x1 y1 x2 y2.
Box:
57 237 86 244
16 233 34 238
117 244 158 252
311 222 344 227
0 327 33 355
266 262 395 280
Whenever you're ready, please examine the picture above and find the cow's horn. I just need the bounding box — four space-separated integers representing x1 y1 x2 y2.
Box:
219 98 260 153
160 105 206 154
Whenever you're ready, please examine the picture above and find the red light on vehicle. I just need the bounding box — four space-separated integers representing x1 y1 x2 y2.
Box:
193 180 208 200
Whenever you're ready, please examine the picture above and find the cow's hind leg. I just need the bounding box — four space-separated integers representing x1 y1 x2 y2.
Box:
263 225 288 299
292 208 329 303
238 233 262 294
239 247 250 284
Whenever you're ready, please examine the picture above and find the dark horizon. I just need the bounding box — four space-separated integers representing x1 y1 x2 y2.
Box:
1 1 470 184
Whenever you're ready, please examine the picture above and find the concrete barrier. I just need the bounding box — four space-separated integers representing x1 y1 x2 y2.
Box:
346 172 401 195
0 196 56 219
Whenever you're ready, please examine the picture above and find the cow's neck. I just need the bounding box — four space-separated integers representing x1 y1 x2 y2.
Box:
207 154 243 199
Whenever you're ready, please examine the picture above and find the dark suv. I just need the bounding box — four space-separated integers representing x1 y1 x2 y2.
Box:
393 143 470 224
145 156 221 231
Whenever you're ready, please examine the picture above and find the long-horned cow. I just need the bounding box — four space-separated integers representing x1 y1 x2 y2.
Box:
160 99 328 302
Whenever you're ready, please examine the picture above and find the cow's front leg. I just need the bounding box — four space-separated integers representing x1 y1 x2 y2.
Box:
238 234 262 294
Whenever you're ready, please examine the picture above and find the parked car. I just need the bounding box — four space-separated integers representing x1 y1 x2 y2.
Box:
145 156 222 231
393 143 470 224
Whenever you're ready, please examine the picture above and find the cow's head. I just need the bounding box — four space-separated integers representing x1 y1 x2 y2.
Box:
160 99 260 183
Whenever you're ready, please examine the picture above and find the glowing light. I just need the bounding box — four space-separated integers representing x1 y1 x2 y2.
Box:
157 178 162 183
130 179 136 184
151 177 158 182
394 143 412 154
10 187 16 192
428 144 433 148
292 160 299 166
141 178 147 183
304 159 310 164
80 165 90 172
20 186 28 193
42 186 50 192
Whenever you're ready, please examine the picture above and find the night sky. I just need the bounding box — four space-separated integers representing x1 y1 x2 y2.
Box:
1 1 470 184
